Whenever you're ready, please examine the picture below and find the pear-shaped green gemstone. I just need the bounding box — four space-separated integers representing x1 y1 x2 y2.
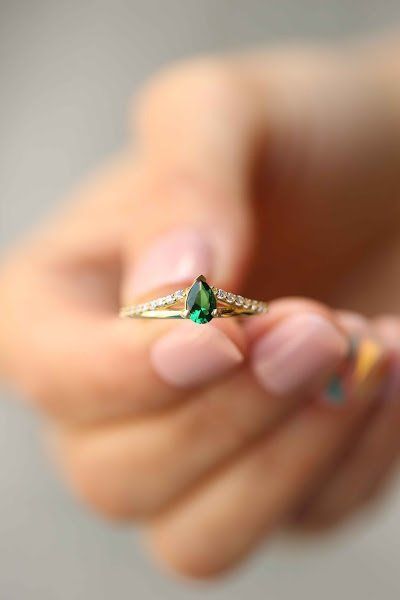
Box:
186 279 216 324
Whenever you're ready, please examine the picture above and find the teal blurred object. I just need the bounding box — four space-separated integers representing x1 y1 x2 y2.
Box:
325 373 346 405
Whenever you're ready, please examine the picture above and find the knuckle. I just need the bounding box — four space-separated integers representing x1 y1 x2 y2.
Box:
148 526 227 580
178 389 250 453
87 344 135 399
61 442 136 521
135 57 245 131
79 344 144 417
17 363 58 414
59 432 169 521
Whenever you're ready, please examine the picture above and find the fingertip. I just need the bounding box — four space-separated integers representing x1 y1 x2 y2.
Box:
250 311 348 398
335 310 369 336
150 319 245 389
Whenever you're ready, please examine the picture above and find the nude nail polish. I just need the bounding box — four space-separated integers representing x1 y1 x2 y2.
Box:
252 313 348 397
126 229 213 298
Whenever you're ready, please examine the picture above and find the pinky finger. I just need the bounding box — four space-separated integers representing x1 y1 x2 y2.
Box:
292 333 400 532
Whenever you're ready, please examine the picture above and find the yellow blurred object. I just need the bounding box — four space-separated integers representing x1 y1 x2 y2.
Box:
353 339 382 384
351 338 391 401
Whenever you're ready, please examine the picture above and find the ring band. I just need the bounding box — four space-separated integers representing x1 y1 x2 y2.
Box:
119 275 269 324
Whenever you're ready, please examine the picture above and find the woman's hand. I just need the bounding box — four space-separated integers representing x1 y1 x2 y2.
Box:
1 41 400 578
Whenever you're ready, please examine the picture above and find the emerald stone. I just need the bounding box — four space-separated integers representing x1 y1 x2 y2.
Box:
186 278 216 324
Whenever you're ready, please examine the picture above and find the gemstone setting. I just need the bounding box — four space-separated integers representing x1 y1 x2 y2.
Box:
186 276 217 324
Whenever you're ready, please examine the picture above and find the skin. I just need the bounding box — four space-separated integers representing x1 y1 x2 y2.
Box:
1 37 400 579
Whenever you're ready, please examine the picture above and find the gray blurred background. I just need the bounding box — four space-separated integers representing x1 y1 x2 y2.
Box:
1 1 400 598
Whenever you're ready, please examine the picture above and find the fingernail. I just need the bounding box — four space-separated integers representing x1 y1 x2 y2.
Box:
322 337 389 407
347 338 391 404
252 313 348 397
322 372 348 407
321 337 356 407
127 229 213 297
151 322 244 388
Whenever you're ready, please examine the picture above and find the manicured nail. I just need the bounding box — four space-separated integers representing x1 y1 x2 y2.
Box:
322 337 389 407
127 229 213 298
321 337 355 407
151 322 244 388
252 313 348 397
322 373 348 407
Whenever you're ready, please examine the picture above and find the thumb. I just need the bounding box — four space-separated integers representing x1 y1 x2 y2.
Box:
120 59 264 303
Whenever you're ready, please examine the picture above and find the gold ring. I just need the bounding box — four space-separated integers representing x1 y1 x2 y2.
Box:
119 275 269 324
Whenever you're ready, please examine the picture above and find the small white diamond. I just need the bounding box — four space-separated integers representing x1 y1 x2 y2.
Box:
251 302 258 311
165 295 174 305
217 289 227 300
149 300 158 309
174 289 184 300
243 298 251 309
226 293 236 304
235 295 244 306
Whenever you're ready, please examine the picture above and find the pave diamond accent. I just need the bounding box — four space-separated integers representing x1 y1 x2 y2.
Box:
235 295 244 306
216 288 227 300
128 290 186 314
212 290 267 313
